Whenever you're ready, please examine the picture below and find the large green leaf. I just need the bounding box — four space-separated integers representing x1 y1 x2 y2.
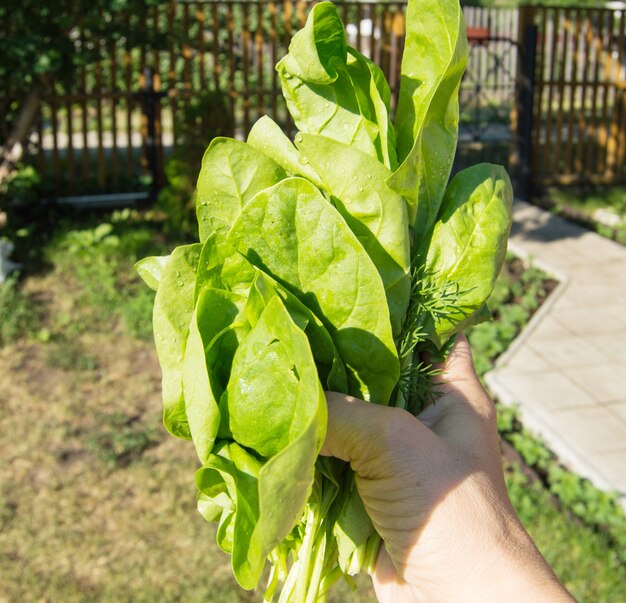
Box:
247 116 324 188
134 254 170 291
195 234 349 393
227 295 326 458
417 163 513 347
197 295 326 590
151 243 202 439
246 270 349 393
228 177 399 404
183 288 249 463
195 137 286 241
388 0 468 241
297 134 411 337
277 2 397 169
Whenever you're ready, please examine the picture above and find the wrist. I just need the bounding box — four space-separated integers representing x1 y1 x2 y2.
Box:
399 479 575 603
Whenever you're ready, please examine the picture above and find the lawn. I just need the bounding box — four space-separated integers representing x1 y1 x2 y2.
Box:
0 208 624 602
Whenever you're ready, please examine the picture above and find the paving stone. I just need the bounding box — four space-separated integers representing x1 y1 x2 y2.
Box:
525 335 611 368
502 346 551 372
528 316 573 339
551 307 626 335
605 306 626 330
549 406 626 454
606 401 626 424
549 283 626 310
564 364 626 404
587 335 626 365
493 369 596 412
587 450 626 494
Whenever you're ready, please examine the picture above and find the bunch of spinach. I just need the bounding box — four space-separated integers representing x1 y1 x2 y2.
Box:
136 0 512 600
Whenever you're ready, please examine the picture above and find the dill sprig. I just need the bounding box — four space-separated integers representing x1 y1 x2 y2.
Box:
395 267 466 415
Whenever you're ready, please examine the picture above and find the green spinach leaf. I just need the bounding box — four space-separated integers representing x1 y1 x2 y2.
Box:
417 163 513 347
296 134 411 337
196 137 286 241
227 177 399 404
151 243 201 439
277 2 397 168
388 0 468 241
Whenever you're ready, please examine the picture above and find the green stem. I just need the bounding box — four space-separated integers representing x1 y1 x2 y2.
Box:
305 530 327 603
364 532 382 574
294 506 318 603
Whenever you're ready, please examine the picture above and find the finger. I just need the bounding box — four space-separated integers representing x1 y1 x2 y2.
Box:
321 392 432 478
429 333 477 386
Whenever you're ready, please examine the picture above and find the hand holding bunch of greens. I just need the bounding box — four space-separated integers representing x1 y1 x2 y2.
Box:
324 335 575 603
136 1 513 601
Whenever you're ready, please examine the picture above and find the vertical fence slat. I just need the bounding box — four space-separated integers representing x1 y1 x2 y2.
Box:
110 37 119 189
564 8 581 174
607 9 625 175
36 110 45 176
576 12 593 176
211 3 221 92
242 2 251 134
553 8 571 174
585 9 603 176
66 92 75 193
124 15 134 180
226 3 236 125
598 10 615 175
168 1 178 148
269 1 278 120
615 8 626 175
256 1 265 121
197 5 206 90
532 7 547 176
543 8 560 177
49 91 61 186
183 3 192 97
95 34 105 190
80 30 90 182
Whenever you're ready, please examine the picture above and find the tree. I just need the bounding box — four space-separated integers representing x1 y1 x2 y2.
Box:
0 0 166 185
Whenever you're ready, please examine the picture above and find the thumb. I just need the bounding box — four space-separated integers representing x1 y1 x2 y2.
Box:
419 333 498 456
430 333 479 390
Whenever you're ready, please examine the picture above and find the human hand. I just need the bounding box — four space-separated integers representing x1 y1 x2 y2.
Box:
322 334 575 602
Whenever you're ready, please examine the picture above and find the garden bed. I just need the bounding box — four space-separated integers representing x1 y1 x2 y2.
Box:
534 185 626 246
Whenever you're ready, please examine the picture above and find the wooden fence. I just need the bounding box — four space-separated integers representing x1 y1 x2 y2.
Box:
531 5 626 186
9 2 626 198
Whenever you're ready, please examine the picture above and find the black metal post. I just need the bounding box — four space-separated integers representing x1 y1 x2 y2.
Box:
516 22 537 200
136 68 166 204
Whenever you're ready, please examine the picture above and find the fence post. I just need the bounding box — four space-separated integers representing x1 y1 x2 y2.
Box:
138 68 166 203
512 5 537 200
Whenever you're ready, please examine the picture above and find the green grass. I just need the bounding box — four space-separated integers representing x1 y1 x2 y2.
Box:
506 464 626 602
543 185 626 245
0 272 42 346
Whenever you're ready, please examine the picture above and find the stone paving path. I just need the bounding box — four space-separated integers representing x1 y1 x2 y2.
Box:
486 201 626 504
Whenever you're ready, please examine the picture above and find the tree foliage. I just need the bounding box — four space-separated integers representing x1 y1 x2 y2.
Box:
0 0 167 140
